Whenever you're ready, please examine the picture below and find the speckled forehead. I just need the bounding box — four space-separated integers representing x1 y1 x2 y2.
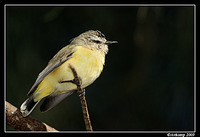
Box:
95 30 106 38
83 30 106 39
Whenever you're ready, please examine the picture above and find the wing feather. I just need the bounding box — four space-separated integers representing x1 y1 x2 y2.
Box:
27 45 77 96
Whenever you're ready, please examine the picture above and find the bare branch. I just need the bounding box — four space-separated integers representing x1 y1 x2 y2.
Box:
68 64 93 131
5 101 58 132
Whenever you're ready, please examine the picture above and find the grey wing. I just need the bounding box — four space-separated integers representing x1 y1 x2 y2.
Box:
27 45 76 96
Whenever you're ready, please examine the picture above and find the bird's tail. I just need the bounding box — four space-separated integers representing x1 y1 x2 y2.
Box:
20 96 40 117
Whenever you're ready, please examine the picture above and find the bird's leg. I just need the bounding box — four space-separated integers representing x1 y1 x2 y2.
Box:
59 80 73 83
59 77 85 98
59 77 82 86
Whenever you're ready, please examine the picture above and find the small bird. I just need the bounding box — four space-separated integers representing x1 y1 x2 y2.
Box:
20 30 117 117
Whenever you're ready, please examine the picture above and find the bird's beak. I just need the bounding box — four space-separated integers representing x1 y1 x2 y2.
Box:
104 41 118 45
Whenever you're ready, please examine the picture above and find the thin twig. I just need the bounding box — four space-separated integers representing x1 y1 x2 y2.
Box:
5 101 58 132
68 64 93 131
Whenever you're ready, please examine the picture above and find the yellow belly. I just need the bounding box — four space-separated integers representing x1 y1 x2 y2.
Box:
33 46 105 101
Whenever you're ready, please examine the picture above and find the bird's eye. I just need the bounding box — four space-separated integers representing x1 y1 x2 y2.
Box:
92 40 101 44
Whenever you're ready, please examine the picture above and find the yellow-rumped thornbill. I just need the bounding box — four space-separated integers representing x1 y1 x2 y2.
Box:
20 30 117 117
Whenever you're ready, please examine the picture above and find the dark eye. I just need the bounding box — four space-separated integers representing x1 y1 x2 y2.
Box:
92 40 101 44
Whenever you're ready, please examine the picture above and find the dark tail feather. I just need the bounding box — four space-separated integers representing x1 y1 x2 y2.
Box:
40 91 73 112
20 96 40 117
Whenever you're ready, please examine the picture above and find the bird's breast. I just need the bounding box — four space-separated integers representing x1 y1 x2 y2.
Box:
54 46 105 92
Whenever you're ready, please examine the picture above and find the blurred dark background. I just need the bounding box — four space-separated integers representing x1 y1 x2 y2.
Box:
6 6 194 131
